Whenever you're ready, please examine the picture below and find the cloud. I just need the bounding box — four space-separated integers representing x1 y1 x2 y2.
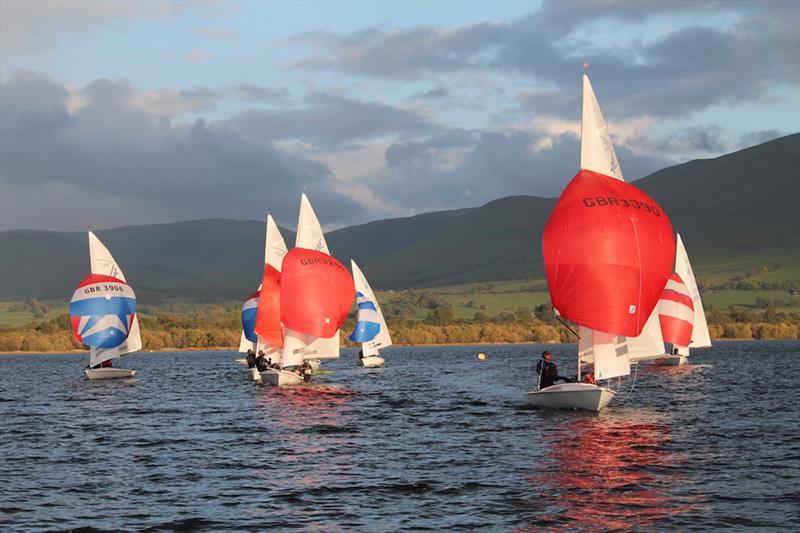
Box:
0 71 365 231
1 0 190 56
354 126 670 215
220 92 434 149
288 1 798 120
409 84 450 100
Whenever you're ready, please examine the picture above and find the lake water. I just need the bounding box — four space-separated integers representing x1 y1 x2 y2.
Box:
1 341 799 531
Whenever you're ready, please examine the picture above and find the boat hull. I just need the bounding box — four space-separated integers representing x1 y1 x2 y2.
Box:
248 368 261 381
653 355 688 366
526 382 615 411
358 356 385 368
85 368 137 380
261 369 304 386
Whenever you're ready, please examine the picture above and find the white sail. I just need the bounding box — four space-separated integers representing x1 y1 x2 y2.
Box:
281 329 307 367
627 307 667 362
351 260 392 356
265 214 288 269
87 231 141 358
295 193 330 254
580 73 624 182
578 326 630 380
675 234 711 348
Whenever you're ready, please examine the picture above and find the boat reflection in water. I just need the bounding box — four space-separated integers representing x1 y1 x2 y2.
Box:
251 383 359 510
527 409 701 530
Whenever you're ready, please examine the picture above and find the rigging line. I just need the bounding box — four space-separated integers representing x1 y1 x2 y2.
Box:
616 361 639 404
555 315 580 339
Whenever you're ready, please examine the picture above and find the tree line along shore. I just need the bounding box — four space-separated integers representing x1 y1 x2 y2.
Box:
1 305 798 353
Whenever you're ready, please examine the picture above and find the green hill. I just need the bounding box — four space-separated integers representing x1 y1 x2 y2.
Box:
1 134 797 302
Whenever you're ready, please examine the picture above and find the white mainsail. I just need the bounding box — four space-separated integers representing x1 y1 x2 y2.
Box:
351 260 392 356
578 326 630 380
627 307 667 363
580 73 624 182
281 194 340 364
87 231 141 365
575 73 630 375
674 233 711 349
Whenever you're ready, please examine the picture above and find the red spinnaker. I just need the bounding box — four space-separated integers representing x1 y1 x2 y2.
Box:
280 248 355 338
542 169 675 337
254 264 283 348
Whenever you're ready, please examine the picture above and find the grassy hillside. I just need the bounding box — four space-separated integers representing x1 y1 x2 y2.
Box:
1 134 797 303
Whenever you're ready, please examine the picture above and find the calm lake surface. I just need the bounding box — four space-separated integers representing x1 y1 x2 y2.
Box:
1 341 799 531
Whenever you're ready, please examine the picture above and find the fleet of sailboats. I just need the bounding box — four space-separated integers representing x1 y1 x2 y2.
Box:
60 69 715 409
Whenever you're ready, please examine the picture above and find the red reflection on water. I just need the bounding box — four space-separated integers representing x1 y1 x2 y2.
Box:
527 411 700 531
251 382 358 496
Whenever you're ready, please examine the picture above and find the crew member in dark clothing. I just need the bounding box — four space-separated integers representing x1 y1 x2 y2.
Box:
246 349 256 368
255 351 268 372
536 350 568 390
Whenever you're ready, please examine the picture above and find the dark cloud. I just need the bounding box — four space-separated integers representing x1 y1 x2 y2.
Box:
647 125 727 156
0 71 365 231
220 92 433 149
289 1 798 120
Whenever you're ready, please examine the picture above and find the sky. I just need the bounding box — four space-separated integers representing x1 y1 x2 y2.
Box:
1 0 798 231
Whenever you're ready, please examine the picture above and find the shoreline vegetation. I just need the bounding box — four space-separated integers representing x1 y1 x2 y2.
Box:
1 305 798 353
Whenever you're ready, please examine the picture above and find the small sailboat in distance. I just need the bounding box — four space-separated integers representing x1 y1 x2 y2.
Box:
531 72 675 410
654 234 712 365
70 231 141 379
349 260 392 367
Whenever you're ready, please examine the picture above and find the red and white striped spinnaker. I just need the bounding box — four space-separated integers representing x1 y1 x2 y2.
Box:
657 273 695 348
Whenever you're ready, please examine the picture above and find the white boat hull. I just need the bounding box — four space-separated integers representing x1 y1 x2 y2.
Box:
85 368 137 380
248 368 261 381
358 356 385 368
526 382 615 411
653 355 688 366
261 369 304 386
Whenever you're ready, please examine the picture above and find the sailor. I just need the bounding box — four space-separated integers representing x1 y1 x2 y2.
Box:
536 350 567 389
246 349 256 368
301 361 312 381
255 351 268 372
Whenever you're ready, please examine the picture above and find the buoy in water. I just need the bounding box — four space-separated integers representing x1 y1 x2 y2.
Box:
477 352 486 361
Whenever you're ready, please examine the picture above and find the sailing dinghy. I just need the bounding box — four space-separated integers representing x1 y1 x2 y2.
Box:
349 260 392 367
529 72 675 410
240 215 288 381
70 231 141 380
262 194 354 386
654 234 711 365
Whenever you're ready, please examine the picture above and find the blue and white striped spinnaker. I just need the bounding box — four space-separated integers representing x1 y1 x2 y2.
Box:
348 260 392 356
